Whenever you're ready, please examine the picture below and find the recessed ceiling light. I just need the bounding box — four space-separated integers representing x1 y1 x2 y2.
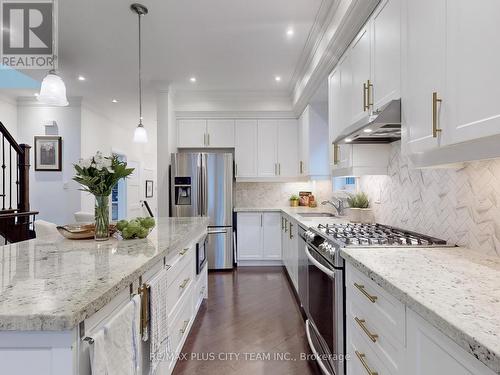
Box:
190 77 197 83
77 75 86 81
275 76 282 82
363 128 373 133
286 28 294 37
112 99 118 103
33 93 39 97
345 138 352 143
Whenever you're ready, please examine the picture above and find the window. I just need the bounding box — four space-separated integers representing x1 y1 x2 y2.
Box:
333 176 357 193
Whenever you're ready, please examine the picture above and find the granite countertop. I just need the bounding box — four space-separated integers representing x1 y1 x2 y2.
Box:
0 217 209 331
341 246 500 374
234 206 349 228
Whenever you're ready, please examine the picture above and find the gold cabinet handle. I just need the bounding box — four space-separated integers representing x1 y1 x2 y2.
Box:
179 248 189 256
355 351 378 375
179 278 190 289
299 161 303 174
333 143 340 165
432 91 442 137
289 222 293 239
367 79 373 109
354 283 378 303
355 317 379 342
284 218 288 232
363 82 368 111
180 320 189 334
281 217 285 230
200 286 206 295
278 163 281 175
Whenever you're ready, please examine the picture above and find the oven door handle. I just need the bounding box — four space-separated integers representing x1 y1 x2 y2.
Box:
305 246 335 278
305 320 333 375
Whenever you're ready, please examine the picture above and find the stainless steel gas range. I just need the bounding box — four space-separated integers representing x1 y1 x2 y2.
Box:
301 223 449 375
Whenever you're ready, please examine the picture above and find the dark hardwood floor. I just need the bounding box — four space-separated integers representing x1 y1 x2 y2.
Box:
172 267 320 375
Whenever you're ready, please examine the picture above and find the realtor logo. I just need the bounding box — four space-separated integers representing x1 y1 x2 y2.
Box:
1 0 56 69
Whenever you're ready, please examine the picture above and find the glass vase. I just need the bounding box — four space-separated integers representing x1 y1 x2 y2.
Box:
94 195 110 241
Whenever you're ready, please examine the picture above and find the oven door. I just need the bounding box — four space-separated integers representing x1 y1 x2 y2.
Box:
305 244 344 375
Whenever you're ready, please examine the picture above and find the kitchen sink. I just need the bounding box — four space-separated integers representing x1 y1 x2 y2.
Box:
298 212 336 218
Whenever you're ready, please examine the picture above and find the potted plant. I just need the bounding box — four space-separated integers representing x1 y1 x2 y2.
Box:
346 192 374 223
73 152 134 241
289 194 300 207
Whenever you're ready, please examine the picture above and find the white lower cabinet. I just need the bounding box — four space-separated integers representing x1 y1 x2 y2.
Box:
345 262 496 375
236 212 282 262
406 309 495 375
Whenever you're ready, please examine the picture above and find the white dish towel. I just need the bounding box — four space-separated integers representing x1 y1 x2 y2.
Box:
89 295 141 375
149 268 170 374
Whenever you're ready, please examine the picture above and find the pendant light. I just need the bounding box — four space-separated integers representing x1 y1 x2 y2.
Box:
131 3 148 144
38 0 68 106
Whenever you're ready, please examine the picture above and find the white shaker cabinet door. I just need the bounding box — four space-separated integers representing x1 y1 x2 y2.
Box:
406 309 496 375
350 25 371 125
262 212 282 260
206 119 235 148
177 119 207 148
277 119 299 178
444 0 500 146
235 120 258 177
371 0 401 111
257 120 278 177
402 0 445 153
299 107 310 176
237 213 263 260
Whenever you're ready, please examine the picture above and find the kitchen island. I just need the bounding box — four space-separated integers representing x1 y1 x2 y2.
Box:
0 216 209 374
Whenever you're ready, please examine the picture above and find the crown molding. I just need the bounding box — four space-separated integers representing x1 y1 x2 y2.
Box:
292 0 380 116
175 110 297 119
288 0 340 92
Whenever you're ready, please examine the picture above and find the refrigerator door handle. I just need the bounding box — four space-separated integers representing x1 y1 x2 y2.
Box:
198 154 203 216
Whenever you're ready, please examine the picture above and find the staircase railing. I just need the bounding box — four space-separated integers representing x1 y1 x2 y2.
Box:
0 121 38 243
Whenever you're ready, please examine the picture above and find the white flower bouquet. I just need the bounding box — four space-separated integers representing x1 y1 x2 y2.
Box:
73 152 134 240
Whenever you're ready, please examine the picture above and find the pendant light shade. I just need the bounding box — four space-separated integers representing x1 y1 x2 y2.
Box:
131 3 148 144
133 123 148 143
38 70 69 106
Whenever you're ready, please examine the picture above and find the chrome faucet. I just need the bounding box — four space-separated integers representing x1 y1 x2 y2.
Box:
321 198 346 216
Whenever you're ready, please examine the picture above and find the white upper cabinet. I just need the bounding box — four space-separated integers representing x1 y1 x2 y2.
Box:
329 55 352 142
372 0 401 110
277 119 299 177
349 25 371 125
234 120 258 178
177 119 207 148
257 119 279 177
444 0 500 146
206 119 235 148
403 0 446 154
299 107 310 176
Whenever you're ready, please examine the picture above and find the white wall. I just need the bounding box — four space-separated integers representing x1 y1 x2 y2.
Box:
81 102 158 220
17 98 82 224
0 95 18 139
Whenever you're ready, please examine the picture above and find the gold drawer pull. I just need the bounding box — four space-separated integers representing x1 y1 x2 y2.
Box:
355 351 378 375
200 286 205 295
179 278 190 289
354 283 378 303
355 317 379 343
432 91 442 137
179 320 189 334
179 248 189 256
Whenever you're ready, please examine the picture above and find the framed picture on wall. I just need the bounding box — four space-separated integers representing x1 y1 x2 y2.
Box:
145 180 154 198
34 136 62 171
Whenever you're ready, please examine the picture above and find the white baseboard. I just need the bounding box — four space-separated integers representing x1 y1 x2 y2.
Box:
237 260 283 267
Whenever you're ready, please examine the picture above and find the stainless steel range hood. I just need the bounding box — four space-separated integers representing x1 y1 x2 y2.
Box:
333 99 401 144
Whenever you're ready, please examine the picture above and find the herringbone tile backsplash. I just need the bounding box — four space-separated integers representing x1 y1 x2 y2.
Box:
360 141 500 256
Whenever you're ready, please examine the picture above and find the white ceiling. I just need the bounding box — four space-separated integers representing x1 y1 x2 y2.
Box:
3 0 331 125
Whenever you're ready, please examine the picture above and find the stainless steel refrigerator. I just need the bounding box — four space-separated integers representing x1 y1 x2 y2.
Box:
171 152 233 270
